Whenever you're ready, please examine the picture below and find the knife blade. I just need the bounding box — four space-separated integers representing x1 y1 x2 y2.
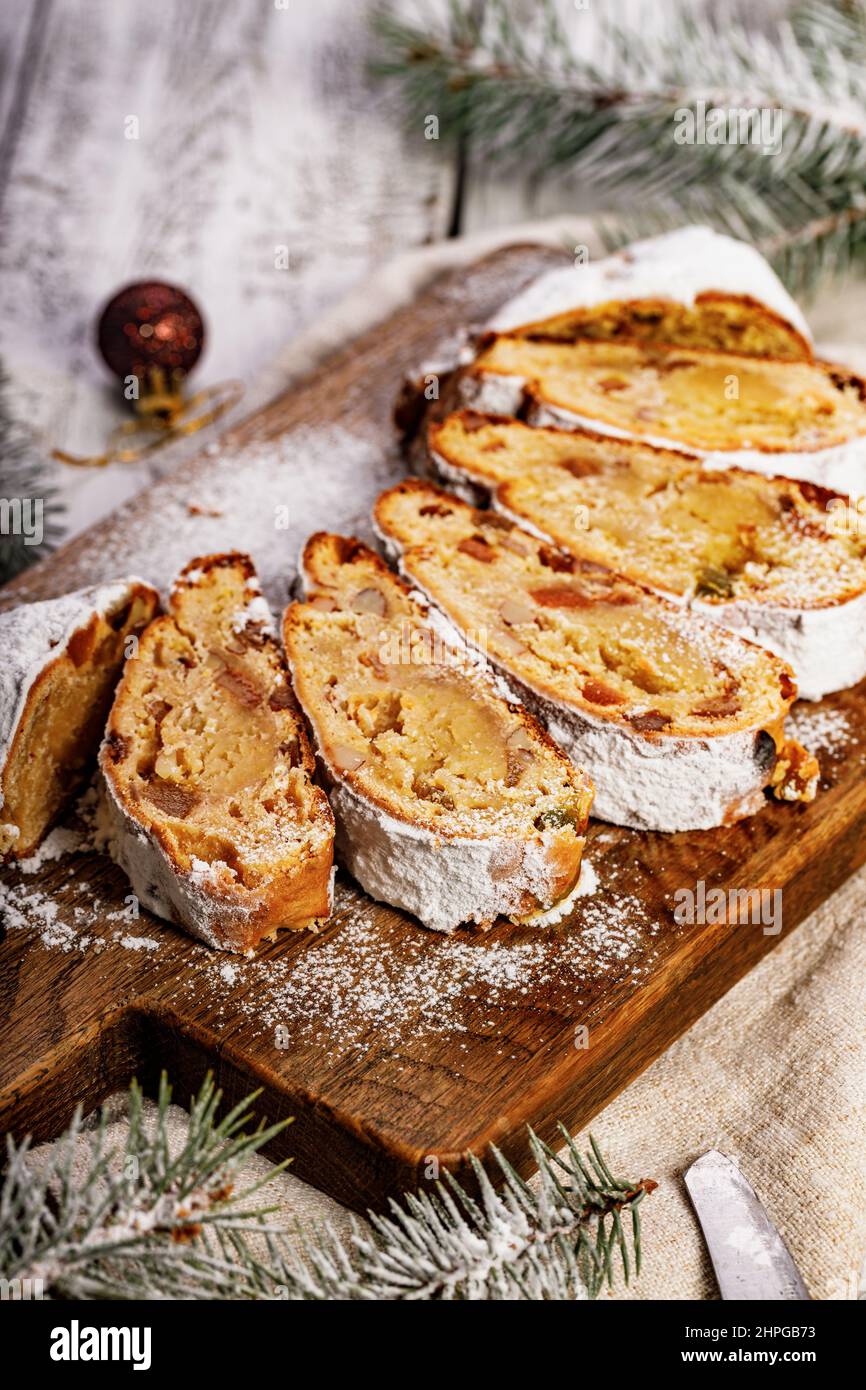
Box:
685 1149 811 1300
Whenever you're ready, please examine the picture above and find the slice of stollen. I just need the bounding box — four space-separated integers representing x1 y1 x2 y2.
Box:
100 553 334 953
425 411 866 702
487 227 812 361
395 227 812 457
283 534 593 933
374 480 817 834
461 337 866 497
0 578 159 859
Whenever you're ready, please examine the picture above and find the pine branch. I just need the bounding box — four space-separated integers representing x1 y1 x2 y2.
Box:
0 1075 655 1300
0 1074 292 1300
269 1126 655 1301
371 0 866 295
279 1128 656 1301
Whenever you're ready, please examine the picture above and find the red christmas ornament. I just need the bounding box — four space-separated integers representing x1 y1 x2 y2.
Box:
54 280 241 468
97 280 205 386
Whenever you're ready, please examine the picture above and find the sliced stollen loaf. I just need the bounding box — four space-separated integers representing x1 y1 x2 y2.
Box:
0 578 159 859
487 226 812 361
100 554 334 953
283 534 593 933
374 481 817 834
426 411 866 702
460 338 866 496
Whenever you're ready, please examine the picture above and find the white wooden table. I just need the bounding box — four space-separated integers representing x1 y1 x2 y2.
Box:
0 0 462 549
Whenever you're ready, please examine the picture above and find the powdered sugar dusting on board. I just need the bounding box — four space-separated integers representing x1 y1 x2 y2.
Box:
16 825 86 873
6 426 405 617
788 704 853 758
0 865 159 955
173 879 660 1054
1 841 663 1053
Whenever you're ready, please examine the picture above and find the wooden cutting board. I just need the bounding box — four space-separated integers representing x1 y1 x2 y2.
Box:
2 244 865 1214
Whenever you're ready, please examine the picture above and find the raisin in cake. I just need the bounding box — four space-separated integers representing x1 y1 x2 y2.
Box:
461 338 866 496
0 578 159 859
283 535 593 933
374 481 817 833
487 227 812 360
426 411 866 701
100 554 334 953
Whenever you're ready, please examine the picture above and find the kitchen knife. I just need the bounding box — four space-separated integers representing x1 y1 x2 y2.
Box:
685 1149 811 1300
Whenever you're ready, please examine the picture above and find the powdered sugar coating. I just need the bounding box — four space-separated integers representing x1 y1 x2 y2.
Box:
0 578 154 813
100 766 335 953
697 440 866 499
487 226 812 348
517 686 769 832
327 779 580 934
691 589 866 703
99 773 253 951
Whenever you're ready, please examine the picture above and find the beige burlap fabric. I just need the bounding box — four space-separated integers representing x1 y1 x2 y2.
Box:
35 222 866 1299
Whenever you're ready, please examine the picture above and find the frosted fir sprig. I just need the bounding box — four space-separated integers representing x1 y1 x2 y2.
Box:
0 1073 654 1300
0 1074 291 1300
372 0 866 295
272 1129 655 1300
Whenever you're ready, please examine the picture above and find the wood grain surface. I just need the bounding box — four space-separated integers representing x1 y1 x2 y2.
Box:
2 243 864 1215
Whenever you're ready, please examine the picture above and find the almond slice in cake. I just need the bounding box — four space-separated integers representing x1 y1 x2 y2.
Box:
374 480 816 833
462 337 866 496
0 578 159 859
283 534 593 934
100 554 334 953
426 411 866 702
